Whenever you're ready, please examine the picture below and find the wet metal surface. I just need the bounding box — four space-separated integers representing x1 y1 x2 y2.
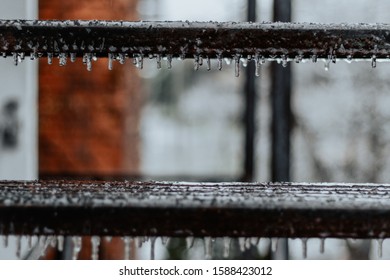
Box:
0 20 389 59
0 181 390 237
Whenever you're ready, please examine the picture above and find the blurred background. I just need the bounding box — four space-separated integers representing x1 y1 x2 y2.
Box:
1 0 390 259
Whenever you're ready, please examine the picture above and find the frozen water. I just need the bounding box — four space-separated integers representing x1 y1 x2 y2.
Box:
234 55 240 77
108 53 114 70
223 237 231 258
186 236 194 249
301 238 308 259
206 57 211 71
203 237 212 259
59 53 67 66
150 236 156 260
57 235 64 252
238 237 245 252
377 238 383 258
72 236 82 260
123 237 131 260
271 238 279 252
217 55 223 70
167 55 172 69
91 236 100 260
194 55 200 71
15 236 21 258
156 54 162 69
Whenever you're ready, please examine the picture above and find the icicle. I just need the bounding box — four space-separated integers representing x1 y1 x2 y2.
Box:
203 237 212 259
371 55 377 68
238 237 246 252
57 236 64 252
377 238 384 258
301 238 308 259
194 55 200 71
123 237 131 260
150 236 156 260
105 236 112 243
206 57 211 71
39 236 48 257
2 235 8 247
50 236 57 248
118 53 125 64
241 58 248 67
223 237 231 258
16 236 21 259
311 54 317 63
166 54 172 69
217 55 223 70
30 52 37 60
59 53 67 66
320 238 325 254
245 237 251 250
271 238 279 252
19 52 25 61
47 53 53 65
13 52 18 66
199 56 203 66
186 236 194 249
234 55 240 77
70 53 76 63
135 55 144 69
255 56 261 77
72 236 82 260
108 53 114 70
282 55 288 67
83 53 92 71
324 59 330 71
161 236 170 246
28 236 33 249
91 236 100 260
156 54 162 69
250 237 260 246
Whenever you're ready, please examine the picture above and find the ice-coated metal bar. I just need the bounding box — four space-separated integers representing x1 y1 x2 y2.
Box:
0 20 389 59
0 180 390 238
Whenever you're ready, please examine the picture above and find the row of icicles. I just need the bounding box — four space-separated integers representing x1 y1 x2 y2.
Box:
5 51 379 77
0 235 387 260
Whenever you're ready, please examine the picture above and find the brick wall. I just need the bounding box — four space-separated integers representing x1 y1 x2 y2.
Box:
39 0 141 176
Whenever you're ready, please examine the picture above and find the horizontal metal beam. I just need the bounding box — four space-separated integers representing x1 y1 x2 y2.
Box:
0 20 389 64
1 180 390 238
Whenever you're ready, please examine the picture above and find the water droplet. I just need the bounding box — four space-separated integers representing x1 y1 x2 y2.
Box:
47 53 53 65
301 238 308 259
203 237 212 259
91 236 100 260
186 236 194 249
238 237 246 252
320 238 325 254
150 236 156 260
217 55 223 70
2 235 8 247
166 54 172 69
377 238 384 258
57 236 64 252
206 57 211 71
70 53 76 63
156 54 162 69
223 237 231 258
234 55 240 77
72 236 82 260
123 237 131 260
108 53 114 70
371 55 377 68
59 53 67 66
271 238 279 252
194 55 200 71
16 236 21 258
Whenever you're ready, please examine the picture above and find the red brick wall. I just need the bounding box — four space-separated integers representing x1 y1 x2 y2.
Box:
39 0 140 176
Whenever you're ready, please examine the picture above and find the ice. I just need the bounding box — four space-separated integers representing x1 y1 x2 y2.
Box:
255 57 261 76
70 53 76 63
223 237 231 258
245 237 251 249
206 57 211 71
377 238 383 258
123 237 131 260
83 53 92 71
238 237 245 252
47 53 53 65
135 55 143 69
241 58 248 67
311 54 318 63
91 236 100 260
320 238 325 254
72 236 82 260
186 236 194 249
282 55 288 67
156 54 162 69
50 235 57 248
234 55 240 77
150 236 156 260
250 237 260 246
224 57 231 65
167 55 172 69
194 55 200 71
324 59 330 71
301 238 308 259
203 237 212 259
118 53 125 64
16 236 21 258
161 236 170 246
371 55 377 68
108 53 114 70
271 238 279 252
59 53 67 66
217 55 223 70
57 235 64 252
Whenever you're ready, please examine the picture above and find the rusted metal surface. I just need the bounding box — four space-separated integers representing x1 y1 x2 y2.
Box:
1 180 390 238
0 20 389 60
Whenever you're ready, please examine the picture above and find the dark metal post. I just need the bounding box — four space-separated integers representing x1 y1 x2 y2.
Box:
271 0 292 259
243 0 257 181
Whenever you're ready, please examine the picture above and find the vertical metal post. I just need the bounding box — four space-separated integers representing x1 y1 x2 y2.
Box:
243 0 257 181
271 0 292 259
